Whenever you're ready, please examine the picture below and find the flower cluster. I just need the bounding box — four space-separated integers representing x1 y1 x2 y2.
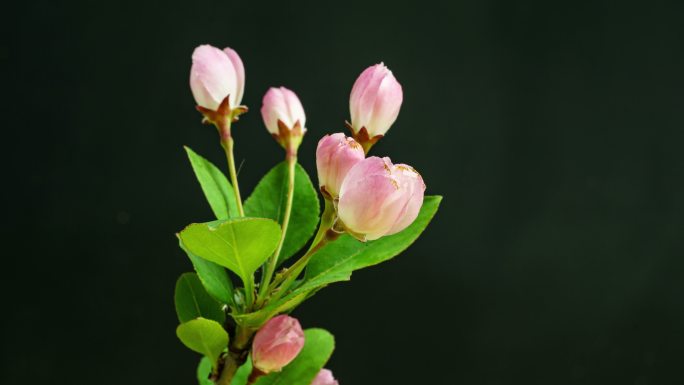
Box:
177 44 439 385
317 136 425 241
190 45 424 243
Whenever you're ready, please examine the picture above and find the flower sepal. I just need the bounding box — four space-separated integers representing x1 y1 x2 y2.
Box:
345 121 383 154
196 95 249 126
273 119 305 155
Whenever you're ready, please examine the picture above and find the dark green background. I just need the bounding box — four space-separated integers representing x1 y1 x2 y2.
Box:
4 0 683 384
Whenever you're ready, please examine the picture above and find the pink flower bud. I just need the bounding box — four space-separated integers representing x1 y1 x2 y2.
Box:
316 133 365 199
251 315 305 373
261 87 306 149
311 369 339 385
348 63 403 147
190 44 245 111
337 157 425 241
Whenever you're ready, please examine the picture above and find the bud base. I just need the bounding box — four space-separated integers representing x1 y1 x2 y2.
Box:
345 121 383 154
197 95 248 126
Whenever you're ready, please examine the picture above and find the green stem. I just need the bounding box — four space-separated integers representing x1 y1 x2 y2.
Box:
246 368 265 385
268 200 337 302
216 326 253 385
218 118 245 217
243 278 255 311
257 154 297 305
308 199 336 251
218 119 251 307
216 356 238 385
269 232 333 304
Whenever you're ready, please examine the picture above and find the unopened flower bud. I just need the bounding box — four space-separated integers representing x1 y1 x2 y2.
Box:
311 369 339 385
348 63 403 152
316 133 365 199
190 45 245 114
337 156 425 241
261 87 306 151
252 315 305 373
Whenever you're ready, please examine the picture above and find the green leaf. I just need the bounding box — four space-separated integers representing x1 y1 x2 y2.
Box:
176 318 228 368
175 272 226 324
254 329 335 385
303 195 442 289
182 147 238 306
237 196 442 327
185 146 238 220
180 238 235 306
196 356 214 385
244 162 320 263
231 357 253 385
179 218 282 285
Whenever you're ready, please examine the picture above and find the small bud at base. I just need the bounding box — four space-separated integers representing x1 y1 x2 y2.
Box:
252 315 305 373
311 369 339 385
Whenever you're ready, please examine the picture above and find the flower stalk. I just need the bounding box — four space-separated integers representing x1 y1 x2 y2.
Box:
216 325 254 385
270 229 337 303
268 199 337 302
308 198 337 251
257 87 307 306
218 117 245 218
257 149 297 305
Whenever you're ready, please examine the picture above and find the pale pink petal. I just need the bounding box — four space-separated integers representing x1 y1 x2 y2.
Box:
349 65 380 129
352 65 387 131
367 73 403 136
316 133 365 197
223 47 245 105
190 44 238 110
337 157 425 240
338 157 400 237
348 63 403 137
261 88 286 134
311 369 339 385
385 164 425 235
283 87 306 130
261 87 306 135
